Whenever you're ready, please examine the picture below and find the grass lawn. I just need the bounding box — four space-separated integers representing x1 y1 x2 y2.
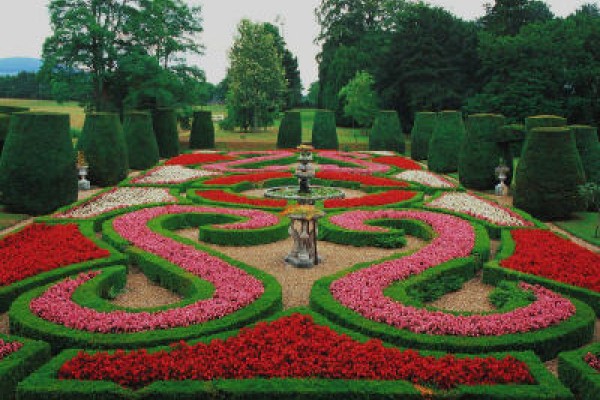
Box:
554 212 600 246
0 98 86 131
0 206 29 231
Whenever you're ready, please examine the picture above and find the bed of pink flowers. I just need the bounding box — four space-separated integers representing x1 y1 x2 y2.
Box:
317 151 391 174
0 338 23 361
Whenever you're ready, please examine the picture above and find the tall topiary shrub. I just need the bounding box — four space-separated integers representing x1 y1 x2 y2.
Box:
427 110 466 173
77 113 129 186
369 110 405 153
410 112 436 160
514 127 585 220
0 106 29 114
458 114 506 190
571 125 600 184
312 110 338 149
276 111 302 149
123 111 159 170
524 115 567 131
0 114 9 153
152 108 180 157
0 112 77 214
190 110 215 149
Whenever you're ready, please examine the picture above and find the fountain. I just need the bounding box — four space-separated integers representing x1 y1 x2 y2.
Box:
265 144 344 267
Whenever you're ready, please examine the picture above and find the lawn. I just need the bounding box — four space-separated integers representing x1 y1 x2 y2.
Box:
554 211 600 246
0 207 29 230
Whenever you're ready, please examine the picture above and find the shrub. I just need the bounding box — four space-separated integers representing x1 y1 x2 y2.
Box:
0 112 77 215
369 110 405 153
410 111 436 160
152 107 180 157
459 114 506 190
276 111 302 149
427 110 466 173
558 342 600 400
311 110 338 149
189 110 215 149
525 115 567 131
0 105 29 114
497 124 527 179
0 113 9 153
123 111 159 170
77 112 129 186
514 127 586 219
571 125 600 184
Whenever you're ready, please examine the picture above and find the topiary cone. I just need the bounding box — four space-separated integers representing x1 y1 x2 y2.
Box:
427 110 466 173
152 108 180 157
312 110 338 150
77 112 129 186
369 110 404 153
514 127 585 220
190 110 215 149
276 111 302 149
0 112 77 214
123 111 159 170
0 113 9 154
459 114 506 190
410 112 437 160
571 125 600 184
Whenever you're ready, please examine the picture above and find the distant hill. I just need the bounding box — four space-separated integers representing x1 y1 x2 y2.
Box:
0 58 42 75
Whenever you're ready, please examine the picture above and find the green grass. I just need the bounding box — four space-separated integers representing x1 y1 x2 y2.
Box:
0 98 86 130
554 212 600 246
0 207 30 230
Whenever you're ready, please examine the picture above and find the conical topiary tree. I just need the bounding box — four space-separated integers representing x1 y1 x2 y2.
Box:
190 110 215 149
123 111 159 170
571 125 600 184
514 127 585 220
152 108 180 157
369 110 405 153
458 114 506 190
410 112 437 160
0 106 29 114
77 112 129 186
524 115 567 131
0 114 9 153
312 110 338 150
0 112 77 214
427 110 466 173
276 111 302 149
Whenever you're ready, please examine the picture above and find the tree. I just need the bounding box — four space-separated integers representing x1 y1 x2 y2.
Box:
339 71 379 129
306 81 320 107
480 0 554 36
226 19 286 131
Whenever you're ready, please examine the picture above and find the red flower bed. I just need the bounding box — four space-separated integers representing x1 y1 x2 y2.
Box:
500 229 600 292
371 156 423 170
585 352 600 372
324 190 417 208
165 153 234 165
58 314 533 390
196 190 287 208
0 223 110 286
315 171 408 187
203 172 293 185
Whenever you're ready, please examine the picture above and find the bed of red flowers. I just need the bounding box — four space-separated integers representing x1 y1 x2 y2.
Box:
0 223 110 286
164 153 234 166
323 190 417 209
371 156 423 170
58 314 534 390
203 171 293 185
195 189 287 208
315 171 409 187
500 229 600 292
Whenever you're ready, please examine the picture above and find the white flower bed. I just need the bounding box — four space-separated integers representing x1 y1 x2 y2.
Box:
426 192 532 226
133 165 219 184
360 151 396 156
395 170 455 188
56 187 177 218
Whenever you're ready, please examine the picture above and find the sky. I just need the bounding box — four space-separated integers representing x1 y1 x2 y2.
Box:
0 0 593 88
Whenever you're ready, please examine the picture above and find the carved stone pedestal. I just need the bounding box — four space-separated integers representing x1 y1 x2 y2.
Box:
285 213 324 268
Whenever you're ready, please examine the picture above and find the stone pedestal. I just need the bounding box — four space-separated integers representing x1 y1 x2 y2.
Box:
285 213 323 268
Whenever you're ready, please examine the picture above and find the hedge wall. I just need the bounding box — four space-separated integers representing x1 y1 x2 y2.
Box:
0 105 29 114
276 111 302 149
311 110 338 150
152 108 180 157
0 113 9 153
410 111 436 161
558 342 600 400
369 110 405 153
189 110 215 149
123 111 159 170
0 112 77 215
514 127 585 220
498 123 526 161
427 110 465 173
571 125 600 184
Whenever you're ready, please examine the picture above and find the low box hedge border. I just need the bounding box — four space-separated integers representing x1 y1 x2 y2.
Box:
0 333 50 400
558 342 600 400
318 189 425 212
187 188 288 211
0 221 126 313
15 308 573 400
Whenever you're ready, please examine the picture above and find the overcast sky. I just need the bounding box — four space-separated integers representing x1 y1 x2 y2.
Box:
0 0 593 88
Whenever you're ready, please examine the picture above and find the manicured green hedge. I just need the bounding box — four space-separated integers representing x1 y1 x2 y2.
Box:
0 112 77 215
514 127 585 220
0 333 50 400
0 113 9 153
0 106 29 114
558 342 600 400
459 113 506 190
427 110 466 173
152 108 180 157
571 125 600 184
410 111 436 161
16 308 573 400
525 115 567 131
189 110 215 149
276 111 302 149
369 110 405 153
187 188 288 211
317 190 425 212
498 123 526 162
77 112 129 186
312 110 338 150
123 111 160 170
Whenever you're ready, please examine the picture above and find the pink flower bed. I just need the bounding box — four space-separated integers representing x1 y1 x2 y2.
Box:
317 151 391 174
0 339 23 361
329 210 575 336
203 151 294 173
29 205 280 333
